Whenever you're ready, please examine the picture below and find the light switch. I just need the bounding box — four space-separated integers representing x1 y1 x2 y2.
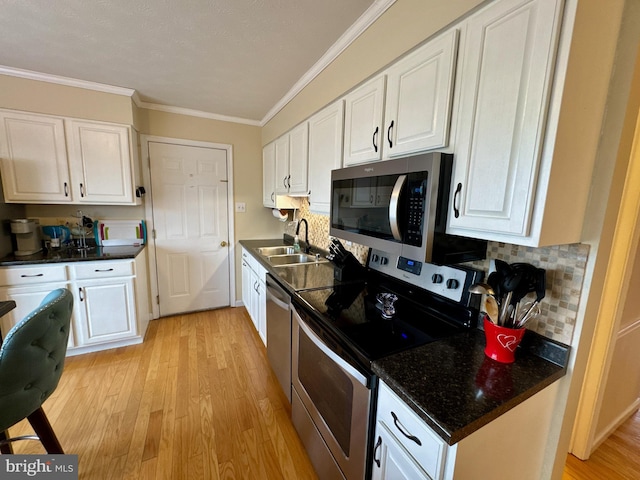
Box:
235 202 246 213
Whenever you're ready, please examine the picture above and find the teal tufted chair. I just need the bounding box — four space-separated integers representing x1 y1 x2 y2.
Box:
0 288 74 454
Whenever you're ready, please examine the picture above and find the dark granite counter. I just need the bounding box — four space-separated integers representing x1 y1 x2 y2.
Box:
0 244 146 266
240 237 570 446
372 329 569 445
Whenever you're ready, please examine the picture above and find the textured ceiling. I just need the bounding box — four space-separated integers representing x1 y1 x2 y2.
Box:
0 0 376 123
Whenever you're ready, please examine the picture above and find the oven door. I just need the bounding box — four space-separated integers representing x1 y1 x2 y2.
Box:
291 305 372 480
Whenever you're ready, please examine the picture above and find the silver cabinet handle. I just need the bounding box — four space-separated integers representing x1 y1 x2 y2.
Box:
94 268 114 272
389 174 407 241
79 287 85 302
64 182 69 197
20 273 44 278
80 183 85 197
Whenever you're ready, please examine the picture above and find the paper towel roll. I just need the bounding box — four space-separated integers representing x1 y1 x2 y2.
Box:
272 209 288 222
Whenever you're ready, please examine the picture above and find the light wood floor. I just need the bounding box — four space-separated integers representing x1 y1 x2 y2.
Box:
8 307 317 479
8 306 640 479
563 409 640 480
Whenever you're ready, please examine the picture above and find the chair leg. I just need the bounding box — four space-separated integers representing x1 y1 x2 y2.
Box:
0 430 14 454
26 407 64 454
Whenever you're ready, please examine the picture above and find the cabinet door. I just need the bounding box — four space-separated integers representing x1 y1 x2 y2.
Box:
249 268 260 332
343 76 386 166
241 254 253 311
274 135 290 194
383 29 458 159
371 424 430 480
262 142 276 207
66 120 135 204
75 279 136 345
0 111 72 203
0 284 75 348
448 0 562 238
288 122 309 195
256 279 267 346
308 100 344 214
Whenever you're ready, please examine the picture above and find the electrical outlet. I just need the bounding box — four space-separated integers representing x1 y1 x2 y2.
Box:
235 202 246 213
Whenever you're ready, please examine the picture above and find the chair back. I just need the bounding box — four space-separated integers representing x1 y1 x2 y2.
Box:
0 288 74 431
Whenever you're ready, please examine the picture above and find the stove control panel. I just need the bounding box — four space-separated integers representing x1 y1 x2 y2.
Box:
368 249 480 303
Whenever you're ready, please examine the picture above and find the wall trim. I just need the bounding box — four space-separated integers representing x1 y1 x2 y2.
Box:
140 134 236 319
0 65 136 97
591 398 640 452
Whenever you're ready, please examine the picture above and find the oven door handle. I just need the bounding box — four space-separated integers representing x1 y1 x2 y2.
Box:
297 313 367 387
389 174 407 241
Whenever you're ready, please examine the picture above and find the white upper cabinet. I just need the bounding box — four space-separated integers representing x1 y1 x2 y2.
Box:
0 109 141 205
66 120 136 204
308 100 344 214
343 28 458 166
343 75 386 166
383 29 458 160
447 0 563 242
262 141 277 207
274 123 309 196
0 110 72 203
262 141 302 209
288 122 309 195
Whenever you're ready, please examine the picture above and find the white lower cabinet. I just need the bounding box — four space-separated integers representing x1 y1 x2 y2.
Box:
373 381 447 480
74 277 136 345
373 379 562 480
241 248 267 345
0 256 149 355
0 281 75 349
372 423 430 480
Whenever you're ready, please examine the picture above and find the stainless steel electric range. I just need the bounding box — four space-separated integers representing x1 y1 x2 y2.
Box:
290 248 483 480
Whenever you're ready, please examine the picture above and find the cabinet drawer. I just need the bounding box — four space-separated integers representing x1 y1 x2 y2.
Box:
73 261 134 280
0 265 68 286
377 381 446 479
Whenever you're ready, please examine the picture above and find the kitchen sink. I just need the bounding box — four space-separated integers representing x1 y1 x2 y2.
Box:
267 253 328 266
257 246 296 256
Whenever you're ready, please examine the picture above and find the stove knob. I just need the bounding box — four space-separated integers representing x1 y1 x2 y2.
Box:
432 273 443 284
372 254 379 263
381 257 389 266
446 278 460 289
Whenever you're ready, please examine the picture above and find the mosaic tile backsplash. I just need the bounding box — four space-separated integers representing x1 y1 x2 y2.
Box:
289 199 588 345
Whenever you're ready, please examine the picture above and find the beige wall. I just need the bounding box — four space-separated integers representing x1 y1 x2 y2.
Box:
262 0 485 144
0 74 134 124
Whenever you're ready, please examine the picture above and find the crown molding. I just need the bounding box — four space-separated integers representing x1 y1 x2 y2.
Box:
260 0 396 126
135 99 261 126
0 65 136 97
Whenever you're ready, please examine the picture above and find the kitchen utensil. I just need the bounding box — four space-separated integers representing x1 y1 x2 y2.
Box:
498 270 522 325
468 283 496 296
484 296 500 324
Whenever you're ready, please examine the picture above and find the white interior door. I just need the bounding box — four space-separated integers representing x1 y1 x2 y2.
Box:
149 142 230 316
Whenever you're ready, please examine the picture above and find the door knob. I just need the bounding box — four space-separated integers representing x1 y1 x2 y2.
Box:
220 241 228 247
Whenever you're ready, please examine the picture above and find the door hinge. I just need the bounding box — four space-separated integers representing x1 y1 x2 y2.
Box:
152 229 157 239
156 295 160 305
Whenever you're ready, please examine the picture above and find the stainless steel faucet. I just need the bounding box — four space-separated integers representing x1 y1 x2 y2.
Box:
296 218 310 253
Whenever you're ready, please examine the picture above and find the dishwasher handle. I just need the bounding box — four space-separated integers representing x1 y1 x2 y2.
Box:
266 275 290 311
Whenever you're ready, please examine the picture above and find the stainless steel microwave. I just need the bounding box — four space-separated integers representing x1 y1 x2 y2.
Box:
330 152 487 265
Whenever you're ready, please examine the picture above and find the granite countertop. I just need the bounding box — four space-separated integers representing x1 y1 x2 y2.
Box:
0 244 146 266
372 329 569 445
241 237 570 445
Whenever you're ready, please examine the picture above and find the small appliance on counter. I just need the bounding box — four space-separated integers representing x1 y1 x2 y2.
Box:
10 219 43 256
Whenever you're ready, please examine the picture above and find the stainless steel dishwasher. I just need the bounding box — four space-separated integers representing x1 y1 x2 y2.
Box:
266 274 292 403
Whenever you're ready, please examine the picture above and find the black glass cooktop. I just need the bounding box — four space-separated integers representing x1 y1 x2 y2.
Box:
296 281 465 363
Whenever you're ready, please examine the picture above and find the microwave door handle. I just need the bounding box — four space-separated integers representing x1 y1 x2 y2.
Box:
296 314 367 387
389 174 407 241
